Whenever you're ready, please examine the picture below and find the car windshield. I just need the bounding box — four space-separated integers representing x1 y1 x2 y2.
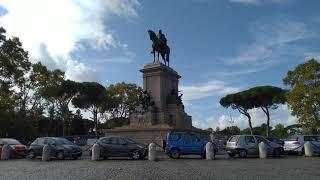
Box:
229 136 238 142
304 136 320 141
169 133 181 141
53 138 74 145
2 139 21 145
286 136 298 141
266 137 277 142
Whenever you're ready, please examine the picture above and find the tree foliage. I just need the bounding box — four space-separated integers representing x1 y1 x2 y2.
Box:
220 91 255 135
103 117 130 129
220 86 286 136
244 86 286 136
270 123 287 138
72 82 106 137
0 27 93 141
217 126 241 136
283 59 320 133
106 82 143 118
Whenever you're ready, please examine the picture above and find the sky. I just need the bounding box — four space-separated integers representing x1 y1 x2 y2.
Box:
0 0 319 130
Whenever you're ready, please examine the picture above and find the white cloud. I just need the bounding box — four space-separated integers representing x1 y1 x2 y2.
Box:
0 0 139 81
96 57 134 64
216 66 266 76
227 18 314 66
230 0 290 5
180 80 240 101
194 105 298 130
92 49 136 64
304 52 320 61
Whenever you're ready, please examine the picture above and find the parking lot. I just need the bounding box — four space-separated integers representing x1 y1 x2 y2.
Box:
1 152 320 180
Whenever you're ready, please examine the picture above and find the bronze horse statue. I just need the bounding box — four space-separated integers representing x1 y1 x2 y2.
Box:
148 30 170 66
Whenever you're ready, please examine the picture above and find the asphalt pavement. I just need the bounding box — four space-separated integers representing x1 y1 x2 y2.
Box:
0 153 319 180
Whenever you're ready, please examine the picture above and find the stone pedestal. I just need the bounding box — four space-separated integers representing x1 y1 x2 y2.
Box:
140 62 180 111
136 62 192 129
104 62 204 146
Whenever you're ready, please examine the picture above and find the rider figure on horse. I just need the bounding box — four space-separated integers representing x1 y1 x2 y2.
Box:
147 29 170 66
158 29 167 48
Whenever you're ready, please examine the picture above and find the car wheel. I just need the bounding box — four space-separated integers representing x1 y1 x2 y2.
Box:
170 149 180 159
101 156 108 160
238 149 247 158
228 153 235 157
131 150 141 160
28 150 36 159
273 149 281 157
201 152 206 159
57 151 65 160
299 148 305 156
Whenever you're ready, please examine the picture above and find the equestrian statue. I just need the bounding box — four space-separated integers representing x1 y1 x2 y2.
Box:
147 29 170 67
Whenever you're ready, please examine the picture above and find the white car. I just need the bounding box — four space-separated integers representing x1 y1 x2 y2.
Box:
284 135 320 155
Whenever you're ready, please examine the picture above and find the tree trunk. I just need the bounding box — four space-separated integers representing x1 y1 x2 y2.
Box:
238 108 253 135
266 108 270 137
261 106 270 137
61 106 69 137
93 109 98 138
246 114 253 135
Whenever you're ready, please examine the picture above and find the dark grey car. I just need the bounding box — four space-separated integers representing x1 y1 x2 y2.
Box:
97 136 148 160
27 137 82 160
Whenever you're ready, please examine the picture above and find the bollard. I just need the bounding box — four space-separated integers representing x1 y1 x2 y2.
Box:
1 144 10 160
205 142 214 160
91 143 100 161
304 141 313 157
42 145 51 161
259 142 267 159
148 143 156 161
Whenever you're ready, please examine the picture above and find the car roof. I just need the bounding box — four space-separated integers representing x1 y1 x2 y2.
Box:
0 138 17 141
288 135 320 138
99 136 125 140
36 137 68 140
0 138 21 144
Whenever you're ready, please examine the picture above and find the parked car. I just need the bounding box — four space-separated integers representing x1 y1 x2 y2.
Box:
96 136 147 160
87 138 98 146
265 137 284 146
226 135 284 158
284 135 320 155
27 137 82 160
0 138 27 158
164 131 218 159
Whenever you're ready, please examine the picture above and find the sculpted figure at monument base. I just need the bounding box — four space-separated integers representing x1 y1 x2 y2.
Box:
104 61 205 146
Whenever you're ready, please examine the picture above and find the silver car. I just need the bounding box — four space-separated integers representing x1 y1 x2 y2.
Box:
226 135 284 158
284 135 320 155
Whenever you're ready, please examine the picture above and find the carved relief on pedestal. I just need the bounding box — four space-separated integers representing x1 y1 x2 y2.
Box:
126 62 192 130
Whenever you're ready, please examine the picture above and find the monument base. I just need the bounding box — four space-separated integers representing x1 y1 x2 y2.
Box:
104 127 173 146
102 61 208 146
103 125 209 147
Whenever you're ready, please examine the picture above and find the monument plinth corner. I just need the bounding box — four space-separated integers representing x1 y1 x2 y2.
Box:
104 61 206 146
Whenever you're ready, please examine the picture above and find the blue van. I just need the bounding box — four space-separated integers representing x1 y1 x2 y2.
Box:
164 131 217 159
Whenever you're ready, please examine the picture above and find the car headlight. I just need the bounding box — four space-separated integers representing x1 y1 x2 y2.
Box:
137 145 145 149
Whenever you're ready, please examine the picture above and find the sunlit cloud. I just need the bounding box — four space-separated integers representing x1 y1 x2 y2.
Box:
0 0 140 81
